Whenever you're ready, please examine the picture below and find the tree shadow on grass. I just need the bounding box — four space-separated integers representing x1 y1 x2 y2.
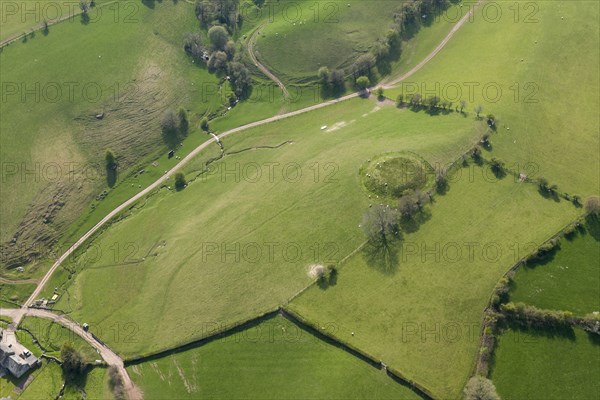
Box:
317 269 338 290
523 246 560 269
537 187 561 203
142 0 162 9
106 166 117 188
362 238 400 275
502 321 576 341
586 331 600 346
584 214 600 241
399 209 432 234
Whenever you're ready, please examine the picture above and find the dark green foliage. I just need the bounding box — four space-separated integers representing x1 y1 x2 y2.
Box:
174 172 187 191
489 157 505 177
351 54 376 77
435 169 448 194
178 109 189 136
500 302 574 329
229 61 251 98
355 76 370 90
200 117 209 131
61 343 86 383
196 0 239 31
208 25 229 50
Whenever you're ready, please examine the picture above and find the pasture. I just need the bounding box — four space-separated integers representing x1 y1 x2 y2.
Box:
255 0 398 82
15 361 62 400
288 162 579 399
127 316 419 399
254 1 464 85
387 0 600 197
49 98 483 358
510 227 600 315
491 327 600 400
0 0 222 276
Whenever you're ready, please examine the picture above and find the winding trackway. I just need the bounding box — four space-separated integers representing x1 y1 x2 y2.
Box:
247 23 290 98
0 277 39 285
0 308 141 400
1 4 479 399
382 1 479 89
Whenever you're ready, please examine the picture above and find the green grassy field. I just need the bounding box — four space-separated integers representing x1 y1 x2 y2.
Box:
510 228 600 315
387 0 600 197
17 360 63 400
0 283 36 305
0 0 222 276
128 315 420 399
61 367 112 400
0 0 113 42
255 0 397 82
19 316 99 362
255 0 463 85
288 162 579 399
49 98 484 358
491 327 600 400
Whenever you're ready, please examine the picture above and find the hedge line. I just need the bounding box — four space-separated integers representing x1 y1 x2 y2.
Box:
282 307 435 400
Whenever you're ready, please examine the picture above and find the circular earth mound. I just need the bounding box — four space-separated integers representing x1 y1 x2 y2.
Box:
360 153 432 198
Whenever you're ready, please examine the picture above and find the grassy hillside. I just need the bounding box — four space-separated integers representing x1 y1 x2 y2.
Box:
387 0 600 196
128 316 420 400
255 0 398 82
0 0 222 275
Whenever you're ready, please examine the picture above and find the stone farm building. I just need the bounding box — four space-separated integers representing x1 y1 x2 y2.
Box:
0 339 40 379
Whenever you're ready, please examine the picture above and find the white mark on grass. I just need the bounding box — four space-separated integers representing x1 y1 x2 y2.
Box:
173 358 197 393
307 264 325 279
325 120 356 132
149 362 166 381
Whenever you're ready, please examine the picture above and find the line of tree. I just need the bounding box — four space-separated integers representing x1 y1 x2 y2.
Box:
184 24 252 98
318 67 346 96
500 302 574 329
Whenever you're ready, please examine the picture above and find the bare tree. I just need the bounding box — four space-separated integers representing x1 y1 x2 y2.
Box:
585 196 600 216
362 205 399 244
